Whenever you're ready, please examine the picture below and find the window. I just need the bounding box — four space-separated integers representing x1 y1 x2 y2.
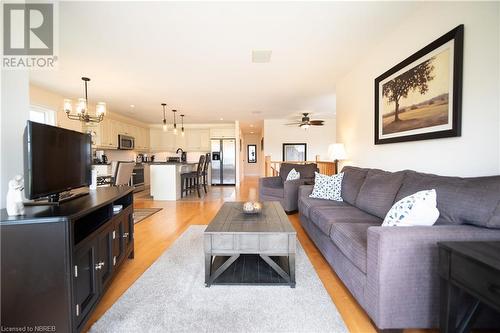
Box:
29 105 55 126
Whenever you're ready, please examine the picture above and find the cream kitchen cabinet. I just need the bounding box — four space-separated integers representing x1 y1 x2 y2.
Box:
210 127 235 138
150 129 176 152
135 127 150 151
93 118 149 150
185 129 210 151
175 132 186 150
94 118 118 149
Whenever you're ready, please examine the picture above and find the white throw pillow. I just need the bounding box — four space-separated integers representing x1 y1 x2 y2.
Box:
309 172 344 201
286 168 300 181
382 189 440 227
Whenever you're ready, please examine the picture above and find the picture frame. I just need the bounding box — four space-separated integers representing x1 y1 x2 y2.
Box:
374 25 463 145
282 143 307 162
247 144 257 163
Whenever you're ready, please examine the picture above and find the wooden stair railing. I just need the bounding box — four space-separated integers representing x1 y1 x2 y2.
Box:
264 155 337 177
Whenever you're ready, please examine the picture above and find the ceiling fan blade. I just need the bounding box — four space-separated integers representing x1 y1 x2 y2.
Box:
285 122 303 125
309 120 324 125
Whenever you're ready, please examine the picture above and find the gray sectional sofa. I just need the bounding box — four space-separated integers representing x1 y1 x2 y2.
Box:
298 166 500 330
259 163 318 214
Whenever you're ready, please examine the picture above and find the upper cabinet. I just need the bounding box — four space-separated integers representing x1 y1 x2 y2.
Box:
210 127 235 138
150 129 175 152
150 128 211 152
186 129 210 151
92 118 149 151
95 118 118 149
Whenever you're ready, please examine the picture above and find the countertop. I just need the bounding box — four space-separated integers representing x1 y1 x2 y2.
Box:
149 162 197 165
1 186 134 223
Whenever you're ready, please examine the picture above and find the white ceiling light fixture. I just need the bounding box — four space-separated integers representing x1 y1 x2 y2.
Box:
252 50 272 63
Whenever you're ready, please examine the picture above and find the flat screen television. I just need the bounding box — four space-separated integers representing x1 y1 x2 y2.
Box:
24 121 92 201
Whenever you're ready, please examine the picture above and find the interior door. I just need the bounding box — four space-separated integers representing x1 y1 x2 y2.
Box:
222 139 236 184
73 239 99 327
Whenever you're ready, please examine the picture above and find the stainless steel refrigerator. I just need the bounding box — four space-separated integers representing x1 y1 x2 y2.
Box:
211 139 236 185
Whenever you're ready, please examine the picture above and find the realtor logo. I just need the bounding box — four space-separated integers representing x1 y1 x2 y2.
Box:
2 3 57 68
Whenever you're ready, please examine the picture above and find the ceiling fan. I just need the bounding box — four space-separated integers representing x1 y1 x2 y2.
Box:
286 113 325 129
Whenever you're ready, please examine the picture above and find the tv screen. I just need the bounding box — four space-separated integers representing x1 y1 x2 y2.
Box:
24 121 92 200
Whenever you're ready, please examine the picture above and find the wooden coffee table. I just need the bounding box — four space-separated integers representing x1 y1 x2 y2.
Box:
204 201 296 288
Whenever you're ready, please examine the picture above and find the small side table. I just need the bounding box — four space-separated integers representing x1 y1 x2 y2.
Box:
438 241 500 333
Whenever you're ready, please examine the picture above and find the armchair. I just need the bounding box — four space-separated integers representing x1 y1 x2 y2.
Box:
259 163 318 214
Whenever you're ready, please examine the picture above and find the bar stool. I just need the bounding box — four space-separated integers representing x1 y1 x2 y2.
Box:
180 166 192 198
190 155 205 198
181 155 205 198
202 153 210 193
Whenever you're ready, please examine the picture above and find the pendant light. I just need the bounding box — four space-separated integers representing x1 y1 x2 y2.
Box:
180 114 185 136
172 109 178 135
161 103 167 132
64 77 106 123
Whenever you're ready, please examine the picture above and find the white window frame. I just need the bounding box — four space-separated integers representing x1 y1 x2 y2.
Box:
29 105 56 126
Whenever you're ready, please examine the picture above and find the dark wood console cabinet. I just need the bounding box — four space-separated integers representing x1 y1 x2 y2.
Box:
0 187 135 332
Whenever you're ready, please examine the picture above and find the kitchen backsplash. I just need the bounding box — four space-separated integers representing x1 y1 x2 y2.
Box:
102 149 136 162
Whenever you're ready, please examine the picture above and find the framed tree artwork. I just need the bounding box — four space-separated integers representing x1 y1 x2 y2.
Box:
375 25 463 144
282 143 307 162
247 144 257 163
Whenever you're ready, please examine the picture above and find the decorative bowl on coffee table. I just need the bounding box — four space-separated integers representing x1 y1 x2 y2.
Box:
242 201 263 214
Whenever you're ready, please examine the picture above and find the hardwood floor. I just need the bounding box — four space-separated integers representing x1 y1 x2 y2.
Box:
84 177 432 333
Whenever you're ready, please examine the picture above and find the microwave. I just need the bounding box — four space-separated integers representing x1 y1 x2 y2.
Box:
118 135 135 150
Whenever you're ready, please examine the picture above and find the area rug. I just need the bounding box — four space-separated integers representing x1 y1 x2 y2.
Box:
90 226 348 333
133 208 162 224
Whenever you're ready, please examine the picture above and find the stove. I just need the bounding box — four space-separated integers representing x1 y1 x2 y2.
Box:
132 164 145 192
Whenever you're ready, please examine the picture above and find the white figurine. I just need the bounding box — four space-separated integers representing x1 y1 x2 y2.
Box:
6 175 25 216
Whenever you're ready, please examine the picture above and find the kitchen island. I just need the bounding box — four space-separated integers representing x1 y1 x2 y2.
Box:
149 162 197 200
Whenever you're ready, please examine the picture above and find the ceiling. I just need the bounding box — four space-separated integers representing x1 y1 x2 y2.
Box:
30 1 421 125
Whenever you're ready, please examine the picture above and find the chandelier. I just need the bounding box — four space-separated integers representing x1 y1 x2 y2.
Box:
64 77 106 123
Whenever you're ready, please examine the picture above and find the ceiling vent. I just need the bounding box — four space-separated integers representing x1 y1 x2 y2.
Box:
252 50 272 63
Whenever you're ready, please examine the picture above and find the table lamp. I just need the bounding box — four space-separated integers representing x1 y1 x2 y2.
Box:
328 143 347 174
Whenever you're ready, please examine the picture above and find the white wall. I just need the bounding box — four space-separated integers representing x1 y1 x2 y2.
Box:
30 84 82 132
263 118 336 161
242 133 263 176
1 71 30 208
336 2 500 177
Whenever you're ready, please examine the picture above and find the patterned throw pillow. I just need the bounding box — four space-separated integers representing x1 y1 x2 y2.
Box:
286 168 300 181
309 172 344 201
382 189 439 227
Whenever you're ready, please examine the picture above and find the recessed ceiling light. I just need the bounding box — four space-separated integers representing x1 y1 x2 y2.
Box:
252 50 272 63
220 118 224 121
250 124 254 127
130 104 135 108
250 131 254 134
